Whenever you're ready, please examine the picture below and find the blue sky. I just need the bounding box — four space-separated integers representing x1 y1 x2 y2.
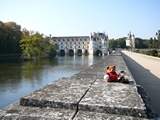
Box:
1 0 160 38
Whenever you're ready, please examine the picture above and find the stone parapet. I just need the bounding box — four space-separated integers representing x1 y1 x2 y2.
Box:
20 77 94 110
74 111 148 120
0 104 74 120
0 53 152 119
79 79 147 118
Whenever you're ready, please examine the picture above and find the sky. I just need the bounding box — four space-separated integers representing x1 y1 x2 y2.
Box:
1 0 160 38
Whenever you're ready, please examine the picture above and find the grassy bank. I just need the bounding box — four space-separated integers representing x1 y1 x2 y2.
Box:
133 49 160 58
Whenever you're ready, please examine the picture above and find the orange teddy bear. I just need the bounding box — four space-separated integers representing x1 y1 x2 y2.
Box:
104 65 129 83
104 65 119 82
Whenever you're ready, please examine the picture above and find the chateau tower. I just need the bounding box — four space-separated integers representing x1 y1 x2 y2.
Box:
89 32 109 56
126 32 135 49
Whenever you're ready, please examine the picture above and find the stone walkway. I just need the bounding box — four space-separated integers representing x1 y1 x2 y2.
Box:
122 50 160 118
122 50 160 79
0 54 152 119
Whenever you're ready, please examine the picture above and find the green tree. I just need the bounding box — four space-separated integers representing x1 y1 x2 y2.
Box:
149 37 158 48
135 38 149 48
116 37 126 48
43 36 57 57
20 32 44 59
109 39 117 49
109 37 126 49
0 21 21 54
20 32 56 59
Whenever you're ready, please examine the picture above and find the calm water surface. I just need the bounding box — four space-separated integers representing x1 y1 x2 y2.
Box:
0 56 101 108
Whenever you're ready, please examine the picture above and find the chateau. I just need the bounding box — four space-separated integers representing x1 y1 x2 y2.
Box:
52 32 109 56
126 32 135 49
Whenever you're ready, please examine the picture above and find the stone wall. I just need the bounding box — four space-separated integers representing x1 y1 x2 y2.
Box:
0 53 154 119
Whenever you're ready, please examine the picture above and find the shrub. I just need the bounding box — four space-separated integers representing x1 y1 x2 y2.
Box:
150 49 158 56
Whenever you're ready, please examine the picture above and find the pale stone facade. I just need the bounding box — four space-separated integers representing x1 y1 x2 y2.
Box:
126 32 135 49
52 32 108 56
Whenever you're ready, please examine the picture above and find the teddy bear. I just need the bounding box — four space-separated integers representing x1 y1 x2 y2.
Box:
104 65 129 83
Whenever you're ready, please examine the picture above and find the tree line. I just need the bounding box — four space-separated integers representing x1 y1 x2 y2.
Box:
0 21 56 60
109 30 160 49
1 20 159 58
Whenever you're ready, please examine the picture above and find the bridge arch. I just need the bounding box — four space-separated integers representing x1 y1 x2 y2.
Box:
95 50 102 56
59 49 65 56
68 49 74 56
84 49 89 56
77 49 82 56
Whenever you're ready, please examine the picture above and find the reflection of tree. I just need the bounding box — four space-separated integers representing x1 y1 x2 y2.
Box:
0 59 58 97
21 59 58 81
21 61 42 81
0 62 22 89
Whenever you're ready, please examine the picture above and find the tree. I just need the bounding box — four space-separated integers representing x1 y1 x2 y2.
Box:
20 32 56 59
135 38 149 48
0 21 22 54
109 39 117 49
109 37 126 49
116 37 126 48
149 37 158 48
0 21 56 59
20 32 44 59
43 36 57 57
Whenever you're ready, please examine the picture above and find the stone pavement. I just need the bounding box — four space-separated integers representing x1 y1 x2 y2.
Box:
1 104 74 120
0 53 153 119
79 79 146 117
20 77 94 110
122 50 160 79
74 111 148 120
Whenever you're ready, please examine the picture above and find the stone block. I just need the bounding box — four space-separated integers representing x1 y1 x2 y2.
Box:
74 111 149 120
1 104 75 120
20 77 92 109
72 72 103 80
0 109 6 119
79 79 147 118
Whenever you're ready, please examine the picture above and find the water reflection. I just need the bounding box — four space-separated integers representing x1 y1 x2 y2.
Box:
0 56 101 108
21 60 57 81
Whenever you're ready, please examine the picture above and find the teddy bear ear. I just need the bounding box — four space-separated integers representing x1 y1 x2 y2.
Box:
104 66 109 72
112 65 116 68
106 66 109 69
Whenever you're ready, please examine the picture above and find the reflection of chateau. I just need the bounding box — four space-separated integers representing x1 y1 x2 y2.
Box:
52 32 108 56
126 32 135 49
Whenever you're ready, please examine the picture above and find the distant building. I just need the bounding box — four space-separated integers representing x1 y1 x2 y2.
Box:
126 32 135 49
90 32 109 56
51 32 109 56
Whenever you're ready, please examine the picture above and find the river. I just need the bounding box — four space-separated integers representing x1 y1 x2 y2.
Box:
0 55 102 108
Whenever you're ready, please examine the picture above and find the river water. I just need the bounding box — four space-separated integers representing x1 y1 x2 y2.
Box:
0 56 102 108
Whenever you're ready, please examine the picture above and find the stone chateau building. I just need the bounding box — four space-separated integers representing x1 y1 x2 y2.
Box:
51 32 109 56
126 32 135 49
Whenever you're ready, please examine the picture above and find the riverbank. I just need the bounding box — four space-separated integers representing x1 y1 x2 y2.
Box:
0 53 155 119
133 49 160 58
0 54 21 62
